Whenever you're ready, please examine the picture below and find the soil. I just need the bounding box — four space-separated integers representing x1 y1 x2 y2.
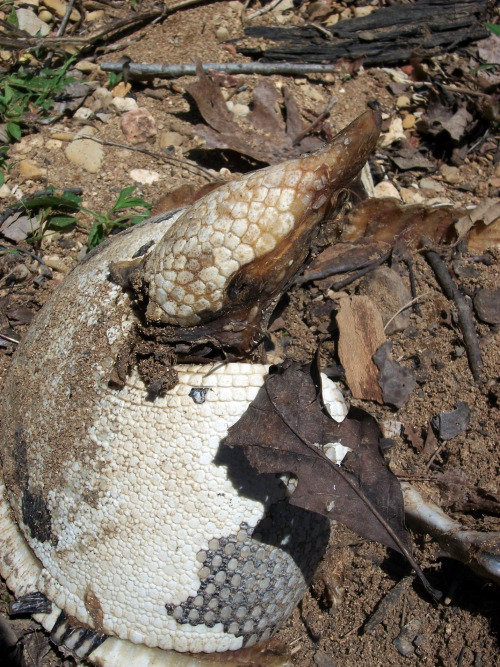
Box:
0 2 499 667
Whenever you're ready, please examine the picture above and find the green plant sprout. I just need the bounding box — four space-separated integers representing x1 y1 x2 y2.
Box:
18 186 152 248
0 57 76 142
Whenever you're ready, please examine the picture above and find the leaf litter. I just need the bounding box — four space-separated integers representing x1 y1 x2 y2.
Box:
225 361 440 600
186 61 321 164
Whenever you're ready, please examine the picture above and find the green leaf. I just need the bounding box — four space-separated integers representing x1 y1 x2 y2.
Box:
88 221 105 248
6 122 21 141
22 193 82 211
485 22 500 36
112 186 152 213
7 8 18 28
47 215 79 229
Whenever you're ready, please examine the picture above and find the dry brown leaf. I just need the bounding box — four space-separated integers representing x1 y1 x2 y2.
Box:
336 295 385 402
185 62 321 164
436 469 500 517
152 182 224 216
342 198 461 246
224 362 412 554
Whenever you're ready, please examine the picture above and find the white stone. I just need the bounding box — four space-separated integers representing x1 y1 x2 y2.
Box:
65 126 103 173
16 8 50 36
112 97 138 113
373 180 401 199
129 169 160 185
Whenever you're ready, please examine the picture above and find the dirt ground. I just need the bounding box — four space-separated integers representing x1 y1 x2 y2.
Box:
0 1 499 666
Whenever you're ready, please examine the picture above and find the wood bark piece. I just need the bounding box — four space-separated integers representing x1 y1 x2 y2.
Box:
336 295 386 403
237 0 489 66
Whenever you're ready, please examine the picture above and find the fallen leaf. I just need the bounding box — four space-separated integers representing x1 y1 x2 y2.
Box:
225 362 412 554
152 181 224 216
373 341 417 409
431 401 471 440
5 306 34 325
342 198 461 246
436 468 500 516
0 212 41 242
186 62 321 164
336 295 385 402
389 148 435 171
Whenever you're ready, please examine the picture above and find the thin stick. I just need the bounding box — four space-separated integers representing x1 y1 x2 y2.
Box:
100 61 338 79
77 135 217 181
247 0 284 20
0 8 166 50
44 0 76 68
292 96 336 146
0 333 19 344
383 293 431 333
423 245 484 383
329 249 392 291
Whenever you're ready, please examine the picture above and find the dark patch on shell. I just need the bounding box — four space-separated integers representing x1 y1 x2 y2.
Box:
11 428 56 545
132 239 155 258
22 486 54 544
166 502 329 647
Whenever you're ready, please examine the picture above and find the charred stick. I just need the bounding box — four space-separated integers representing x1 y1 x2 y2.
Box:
329 249 391 291
424 247 484 383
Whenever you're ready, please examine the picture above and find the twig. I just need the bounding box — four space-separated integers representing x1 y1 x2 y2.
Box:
292 96 336 146
423 245 484 383
77 135 216 181
247 0 284 19
329 249 392 291
362 576 413 635
0 333 19 344
0 8 166 51
383 293 431 333
44 0 76 68
100 61 338 79
0 244 46 266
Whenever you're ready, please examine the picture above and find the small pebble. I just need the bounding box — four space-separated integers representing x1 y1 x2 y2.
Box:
112 97 138 113
112 81 132 98
474 288 500 324
159 131 184 149
86 10 104 21
41 0 80 21
129 169 160 185
232 103 250 117
65 126 103 173
402 113 415 129
216 26 230 41
73 107 92 120
440 164 460 184
45 139 62 150
0 184 11 198
38 9 53 22
19 160 47 181
16 8 50 36
353 6 374 18
373 180 401 199
396 95 411 109
50 132 75 142
120 108 157 144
